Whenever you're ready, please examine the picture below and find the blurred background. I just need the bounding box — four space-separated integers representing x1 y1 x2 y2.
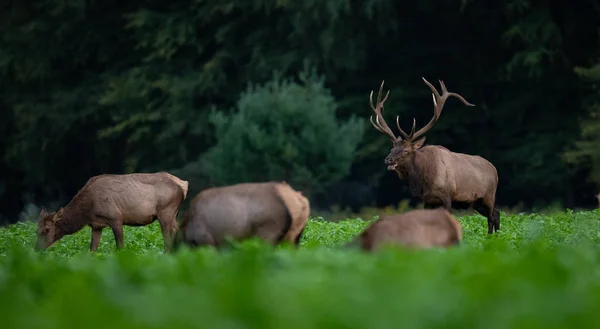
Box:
1 0 600 225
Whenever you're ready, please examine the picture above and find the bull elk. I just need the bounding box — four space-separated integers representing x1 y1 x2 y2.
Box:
368 78 500 234
173 181 310 249
348 208 462 251
35 172 189 252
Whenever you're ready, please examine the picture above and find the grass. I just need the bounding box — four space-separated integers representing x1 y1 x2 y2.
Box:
1 209 600 329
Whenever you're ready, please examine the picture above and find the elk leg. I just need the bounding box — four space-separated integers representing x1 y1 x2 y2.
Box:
473 199 493 234
90 227 103 252
442 198 452 210
159 222 179 253
110 223 125 249
253 219 288 246
157 208 180 253
492 208 501 232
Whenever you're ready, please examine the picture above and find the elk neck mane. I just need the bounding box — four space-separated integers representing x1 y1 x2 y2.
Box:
405 146 439 196
56 179 99 234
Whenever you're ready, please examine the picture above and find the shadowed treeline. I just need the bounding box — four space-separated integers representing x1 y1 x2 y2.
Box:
1 0 600 224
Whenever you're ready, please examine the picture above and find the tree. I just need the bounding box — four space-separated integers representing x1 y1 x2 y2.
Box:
198 67 365 197
564 59 600 187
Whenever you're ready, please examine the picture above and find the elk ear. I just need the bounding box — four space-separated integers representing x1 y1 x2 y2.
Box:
53 207 64 222
39 206 48 218
413 137 426 150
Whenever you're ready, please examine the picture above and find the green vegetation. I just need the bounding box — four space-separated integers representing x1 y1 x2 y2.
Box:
197 67 364 196
2 210 600 328
564 60 600 186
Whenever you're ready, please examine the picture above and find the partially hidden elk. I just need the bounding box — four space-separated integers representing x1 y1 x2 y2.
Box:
173 181 310 249
35 172 189 252
350 208 462 251
368 78 500 234
596 193 600 208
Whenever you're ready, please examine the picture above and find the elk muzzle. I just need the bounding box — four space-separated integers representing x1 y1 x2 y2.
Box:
384 156 397 171
34 236 49 251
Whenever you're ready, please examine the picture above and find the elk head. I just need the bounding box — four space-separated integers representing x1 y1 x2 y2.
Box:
368 78 475 174
35 207 64 250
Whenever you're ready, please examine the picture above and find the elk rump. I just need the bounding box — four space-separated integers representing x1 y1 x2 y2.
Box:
35 172 189 252
174 181 310 249
349 208 462 251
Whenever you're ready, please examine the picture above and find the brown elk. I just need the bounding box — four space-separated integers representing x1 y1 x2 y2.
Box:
35 172 189 252
596 193 600 208
368 78 500 234
173 181 310 249
349 208 462 251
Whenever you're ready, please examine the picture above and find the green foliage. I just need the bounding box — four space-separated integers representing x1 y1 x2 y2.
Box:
199 67 365 193
564 59 600 186
2 210 600 328
502 0 563 79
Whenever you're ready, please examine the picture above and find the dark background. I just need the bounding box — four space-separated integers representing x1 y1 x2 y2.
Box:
2 0 600 225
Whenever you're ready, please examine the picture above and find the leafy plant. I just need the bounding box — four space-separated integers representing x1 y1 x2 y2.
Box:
2 210 600 329
199 67 365 195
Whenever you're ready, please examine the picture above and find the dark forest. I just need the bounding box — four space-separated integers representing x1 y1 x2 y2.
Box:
2 0 600 224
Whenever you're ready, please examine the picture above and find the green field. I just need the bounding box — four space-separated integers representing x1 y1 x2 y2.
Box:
1 210 600 329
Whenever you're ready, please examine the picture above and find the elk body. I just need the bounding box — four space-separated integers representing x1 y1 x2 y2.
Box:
35 172 189 252
173 181 310 249
368 78 500 234
350 208 462 251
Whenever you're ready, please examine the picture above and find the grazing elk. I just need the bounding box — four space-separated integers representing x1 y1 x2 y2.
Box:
173 181 310 250
35 172 189 252
348 208 462 251
368 78 500 234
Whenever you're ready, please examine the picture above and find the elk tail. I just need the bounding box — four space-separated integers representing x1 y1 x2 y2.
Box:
294 227 306 247
175 179 189 200
273 186 293 244
164 172 189 200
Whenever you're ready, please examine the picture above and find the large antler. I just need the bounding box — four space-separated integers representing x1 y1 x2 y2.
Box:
369 80 410 142
406 78 475 141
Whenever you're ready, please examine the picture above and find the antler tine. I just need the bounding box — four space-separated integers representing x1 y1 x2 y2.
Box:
439 78 475 107
377 80 390 105
369 114 391 135
410 77 475 141
395 116 410 140
369 88 392 136
439 80 447 93
368 80 399 142
421 77 443 115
